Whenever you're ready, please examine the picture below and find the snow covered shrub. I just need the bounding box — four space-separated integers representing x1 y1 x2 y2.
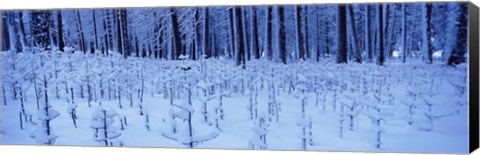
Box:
30 101 60 145
249 113 270 150
293 74 314 149
90 106 123 146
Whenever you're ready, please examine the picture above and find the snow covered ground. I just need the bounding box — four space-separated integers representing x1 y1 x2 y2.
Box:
1 51 469 154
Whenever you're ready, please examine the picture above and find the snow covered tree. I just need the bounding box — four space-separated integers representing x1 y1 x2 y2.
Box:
293 74 313 149
249 113 270 149
90 106 123 146
31 11 53 50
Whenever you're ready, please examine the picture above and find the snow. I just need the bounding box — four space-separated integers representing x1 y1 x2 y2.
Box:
1 51 469 153
392 51 401 58
433 50 443 58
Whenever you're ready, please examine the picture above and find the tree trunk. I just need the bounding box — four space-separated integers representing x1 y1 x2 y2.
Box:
92 10 99 50
377 4 385 66
447 3 468 66
171 8 182 60
57 10 65 52
75 10 86 53
365 4 372 63
425 3 433 64
203 8 210 58
252 7 260 59
266 6 273 60
337 5 348 64
234 7 246 68
348 6 362 63
296 6 305 61
2 15 10 51
279 6 287 64
16 11 27 51
116 9 123 56
402 3 406 63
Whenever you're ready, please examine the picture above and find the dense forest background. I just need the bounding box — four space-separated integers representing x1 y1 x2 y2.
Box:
1 2 469 65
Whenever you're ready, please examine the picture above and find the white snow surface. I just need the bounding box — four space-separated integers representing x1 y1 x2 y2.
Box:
1 51 469 154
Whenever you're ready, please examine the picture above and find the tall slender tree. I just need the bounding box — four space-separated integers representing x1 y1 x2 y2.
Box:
447 3 468 66
279 6 287 64
234 7 246 68
402 3 407 63
425 3 433 64
348 5 362 63
377 4 385 66
337 5 348 64
171 8 182 60
57 10 65 52
296 6 305 61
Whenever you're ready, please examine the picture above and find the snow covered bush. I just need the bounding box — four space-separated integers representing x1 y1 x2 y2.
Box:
90 106 123 146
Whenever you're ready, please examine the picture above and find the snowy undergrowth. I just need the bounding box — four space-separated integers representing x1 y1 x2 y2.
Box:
1 50 468 153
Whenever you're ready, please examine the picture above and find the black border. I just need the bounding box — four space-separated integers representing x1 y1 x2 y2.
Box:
469 1 479 153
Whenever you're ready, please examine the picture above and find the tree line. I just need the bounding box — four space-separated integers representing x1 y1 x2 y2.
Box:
1 2 468 66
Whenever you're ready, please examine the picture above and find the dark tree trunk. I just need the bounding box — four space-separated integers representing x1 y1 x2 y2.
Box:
102 18 109 55
57 11 65 52
116 9 123 56
92 10 99 50
252 7 260 59
2 14 10 51
235 7 246 68
377 4 385 66
365 4 372 63
74 10 86 53
229 8 236 59
324 16 330 58
337 5 348 64
170 8 182 60
425 4 433 64
243 9 250 61
105 10 113 52
203 8 210 58
348 6 362 63
266 6 273 60
402 3 406 63
120 9 130 58
296 6 305 61
134 35 140 57
447 3 468 66
279 6 287 64
193 8 200 60
304 6 310 59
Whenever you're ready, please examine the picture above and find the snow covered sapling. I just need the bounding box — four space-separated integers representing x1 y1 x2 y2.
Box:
30 87 61 145
162 60 219 147
144 109 150 131
90 106 122 146
293 75 313 149
215 88 230 122
66 92 78 128
343 94 364 131
163 101 219 148
31 103 60 145
30 54 60 145
2 86 6 106
249 113 270 150
247 78 260 120
197 80 215 124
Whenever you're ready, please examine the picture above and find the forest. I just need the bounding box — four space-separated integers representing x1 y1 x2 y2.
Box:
0 2 470 154
1 3 468 65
